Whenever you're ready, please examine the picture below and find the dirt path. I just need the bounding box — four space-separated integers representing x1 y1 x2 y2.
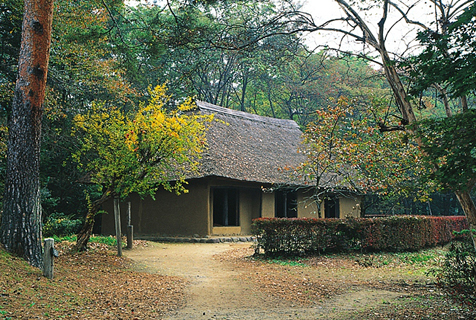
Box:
125 242 407 319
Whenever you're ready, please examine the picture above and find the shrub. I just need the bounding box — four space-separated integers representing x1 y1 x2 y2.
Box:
90 235 118 246
436 231 476 307
252 216 468 256
43 213 83 237
51 234 122 247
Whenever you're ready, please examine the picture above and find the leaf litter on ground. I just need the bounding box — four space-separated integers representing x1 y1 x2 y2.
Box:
0 241 186 319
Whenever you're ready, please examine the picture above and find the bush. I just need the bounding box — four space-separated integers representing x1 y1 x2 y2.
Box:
436 231 476 307
43 213 83 237
252 216 468 256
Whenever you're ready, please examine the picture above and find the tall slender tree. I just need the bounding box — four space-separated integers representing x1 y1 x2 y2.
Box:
0 0 54 268
322 0 476 243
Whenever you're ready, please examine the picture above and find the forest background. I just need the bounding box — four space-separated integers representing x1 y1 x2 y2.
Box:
0 0 474 240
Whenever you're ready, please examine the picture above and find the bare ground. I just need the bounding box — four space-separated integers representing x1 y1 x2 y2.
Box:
124 242 437 320
0 241 187 319
2 241 472 319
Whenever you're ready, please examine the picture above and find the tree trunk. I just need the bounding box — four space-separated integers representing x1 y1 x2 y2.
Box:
73 190 112 252
433 84 452 117
375 4 476 249
461 95 468 112
455 189 476 249
0 0 54 268
113 197 122 257
331 0 476 250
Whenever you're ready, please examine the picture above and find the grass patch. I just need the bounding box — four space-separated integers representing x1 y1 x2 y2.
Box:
48 235 123 247
256 248 447 271
349 248 445 269
0 305 8 315
253 254 309 267
266 258 309 267
346 293 474 320
90 235 118 246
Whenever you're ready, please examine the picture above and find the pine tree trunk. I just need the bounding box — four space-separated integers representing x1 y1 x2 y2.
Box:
0 0 54 268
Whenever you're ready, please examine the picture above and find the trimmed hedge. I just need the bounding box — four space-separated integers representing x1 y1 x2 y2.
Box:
251 216 468 256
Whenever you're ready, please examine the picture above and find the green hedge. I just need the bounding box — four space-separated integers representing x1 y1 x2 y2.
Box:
251 216 468 256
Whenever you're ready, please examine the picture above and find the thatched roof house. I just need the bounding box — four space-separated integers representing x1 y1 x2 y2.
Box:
101 101 362 238
191 101 306 185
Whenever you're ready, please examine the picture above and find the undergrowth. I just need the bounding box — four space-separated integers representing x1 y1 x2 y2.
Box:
48 235 123 247
432 234 476 307
258 247 445 269
351 248 445 268
266 258 309 267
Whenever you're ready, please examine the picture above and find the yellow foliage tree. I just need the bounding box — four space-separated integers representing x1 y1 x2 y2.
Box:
72 84 212 250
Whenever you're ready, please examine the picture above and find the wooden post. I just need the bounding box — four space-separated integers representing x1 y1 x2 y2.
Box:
43 238 55 279
127 225 134 249
126 201 133 249
114 197 123 257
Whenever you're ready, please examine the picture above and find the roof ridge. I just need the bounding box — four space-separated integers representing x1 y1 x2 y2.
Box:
196 100 299 129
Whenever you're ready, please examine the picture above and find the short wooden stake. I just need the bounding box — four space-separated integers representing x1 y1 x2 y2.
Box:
127 225 133 249
114 197 123 257
43 238 55 279
126 202 133 249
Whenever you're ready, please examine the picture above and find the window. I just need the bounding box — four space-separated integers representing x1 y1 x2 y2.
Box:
275 190 298 218
325 197 340 218
213 188 239 226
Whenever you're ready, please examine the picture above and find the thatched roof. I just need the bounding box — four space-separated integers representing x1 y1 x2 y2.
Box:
190 101 307 186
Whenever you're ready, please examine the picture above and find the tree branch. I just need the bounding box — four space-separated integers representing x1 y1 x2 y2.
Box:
335 0 379 49
388 1 429 30
378 123 406 132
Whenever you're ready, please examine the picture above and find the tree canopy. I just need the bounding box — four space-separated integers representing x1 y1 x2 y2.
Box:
406 3 476 99
299 95 431 211
2 0 476 263
72 84 211 199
